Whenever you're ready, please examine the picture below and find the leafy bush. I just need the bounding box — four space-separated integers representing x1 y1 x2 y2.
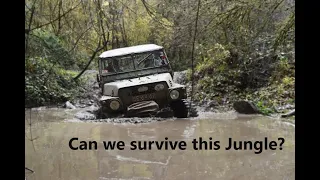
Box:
271 54 294 82
195 43 230 74
25 29 91 107
25 57 84 107
255 100 274 115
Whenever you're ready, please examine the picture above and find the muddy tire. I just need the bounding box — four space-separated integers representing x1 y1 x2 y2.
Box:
170 99 189 118
170 99 199 118
188 100 199 117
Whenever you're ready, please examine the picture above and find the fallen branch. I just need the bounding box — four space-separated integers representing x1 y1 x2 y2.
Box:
73 39 105 81
281 109 295 118
25 167 34 173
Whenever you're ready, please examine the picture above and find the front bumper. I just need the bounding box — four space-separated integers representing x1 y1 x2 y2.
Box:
99 86 187 113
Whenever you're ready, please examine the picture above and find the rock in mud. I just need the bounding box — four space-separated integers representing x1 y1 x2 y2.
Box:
208 100 219 107
64 101 76 109
87 104 99 113
75 111 96 120
277 104 295 111
233 100 260 114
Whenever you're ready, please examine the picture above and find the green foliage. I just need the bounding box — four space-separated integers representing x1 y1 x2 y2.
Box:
255 101 274 115
186 69 192 81
282 76 294 87
25 0 295 109
127 17 151 45
28 30 80 69
271 54 294 82
195 43 230 74
25 57 84 107
148 18 173 49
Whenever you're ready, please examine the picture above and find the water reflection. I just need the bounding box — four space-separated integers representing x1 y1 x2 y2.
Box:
25 109 294 180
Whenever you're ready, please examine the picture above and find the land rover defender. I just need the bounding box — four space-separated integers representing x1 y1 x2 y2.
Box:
96 44 195 118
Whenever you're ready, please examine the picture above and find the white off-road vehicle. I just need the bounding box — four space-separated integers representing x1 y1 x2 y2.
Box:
96 44 196 118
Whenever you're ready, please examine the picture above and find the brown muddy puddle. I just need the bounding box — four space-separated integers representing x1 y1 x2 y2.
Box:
25 108 295 180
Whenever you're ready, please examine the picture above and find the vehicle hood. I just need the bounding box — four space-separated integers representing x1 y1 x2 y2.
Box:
103 73 174 96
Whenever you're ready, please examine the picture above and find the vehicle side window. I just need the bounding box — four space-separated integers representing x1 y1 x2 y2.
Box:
154 54 162 67
154 51 167 67
102 59 115 73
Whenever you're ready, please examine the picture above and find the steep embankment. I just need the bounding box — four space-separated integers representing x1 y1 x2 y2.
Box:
173 48 295 120
175 70 294 117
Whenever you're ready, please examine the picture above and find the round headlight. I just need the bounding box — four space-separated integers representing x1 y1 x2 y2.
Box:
155 83 164 91
170 90 180 100
109 100 120 110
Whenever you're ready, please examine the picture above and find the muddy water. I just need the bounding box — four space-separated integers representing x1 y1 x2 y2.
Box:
25 109 294 180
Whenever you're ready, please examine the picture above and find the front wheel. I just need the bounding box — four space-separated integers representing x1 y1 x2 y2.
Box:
170 99 189 118
170 99 199 118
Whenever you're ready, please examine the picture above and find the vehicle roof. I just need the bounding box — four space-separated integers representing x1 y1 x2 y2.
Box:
99 44 163 58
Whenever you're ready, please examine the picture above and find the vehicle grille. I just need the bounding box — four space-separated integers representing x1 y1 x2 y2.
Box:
118 81 168 106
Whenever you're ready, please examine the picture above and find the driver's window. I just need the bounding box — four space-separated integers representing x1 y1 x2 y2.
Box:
154 51 167 67
102 59 115 73
133 50 168 69
144 55 154 68
135 53 152 69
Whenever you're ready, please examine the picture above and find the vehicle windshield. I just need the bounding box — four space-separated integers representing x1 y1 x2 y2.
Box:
101 50 168 74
